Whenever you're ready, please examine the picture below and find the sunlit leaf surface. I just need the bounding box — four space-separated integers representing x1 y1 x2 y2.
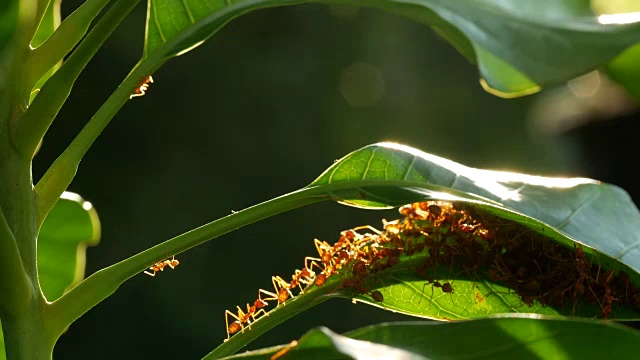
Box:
145 0 640 96
311 142 640 273
38 192 101 301
207 198 640 357
208 142 640 357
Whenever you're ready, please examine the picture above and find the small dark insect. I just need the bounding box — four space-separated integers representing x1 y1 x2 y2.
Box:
371 290 384 302
428 204 442 216
441 282 454 293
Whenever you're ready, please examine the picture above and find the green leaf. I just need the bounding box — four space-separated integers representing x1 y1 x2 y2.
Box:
206 142 640 356
31 0 59 48
206 198 640 357
29 0 61 103
607 42 640 101
144 0 640 97
0 191 97 357
311 142 640 273
28 0 112 101
38 191 101 301
218 318 640 359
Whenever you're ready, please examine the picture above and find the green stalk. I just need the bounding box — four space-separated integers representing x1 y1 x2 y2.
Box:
11 0 141 160
204 276 342 359
28 0 111 88
44 178 433 343
0 207 32 316
8 0 38 110
0 103 48 360
32 57 156 226
45 186 330 341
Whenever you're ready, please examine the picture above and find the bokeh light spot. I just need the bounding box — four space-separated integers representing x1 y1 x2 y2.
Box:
339 62 385 107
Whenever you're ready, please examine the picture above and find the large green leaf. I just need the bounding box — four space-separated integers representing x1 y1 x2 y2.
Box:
311 142 640 273
38 191 101 301
217 318 640 359
205 142 640 357
144 0 640 97
207 203 640 354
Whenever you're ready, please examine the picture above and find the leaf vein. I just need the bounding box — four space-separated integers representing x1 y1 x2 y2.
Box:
181 0 195 23
152 3 167 43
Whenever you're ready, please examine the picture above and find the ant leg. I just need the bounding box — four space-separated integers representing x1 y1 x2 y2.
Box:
351 225 382 236
144 270 156 276
418 281 435 308
305 257 324 274
129 91 145 99
224 310 243 342
251 309 269 321
258 288 278 302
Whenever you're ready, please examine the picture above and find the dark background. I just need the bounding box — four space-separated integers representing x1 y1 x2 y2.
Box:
32 1 639 358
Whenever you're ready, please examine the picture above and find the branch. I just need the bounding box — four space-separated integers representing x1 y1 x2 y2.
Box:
45 186 329 340
32 57 156 226
11 0 141 159
0 206 33 316
28 0 111 88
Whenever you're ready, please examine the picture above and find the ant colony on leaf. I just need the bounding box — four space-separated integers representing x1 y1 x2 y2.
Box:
222 201 640 342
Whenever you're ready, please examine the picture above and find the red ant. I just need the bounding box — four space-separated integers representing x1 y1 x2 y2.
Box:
270 276 295 306
223 288 278 342
224 302 269 342
130 75 153 99
144 255 179 276
290 257 324 293
314 238 335 269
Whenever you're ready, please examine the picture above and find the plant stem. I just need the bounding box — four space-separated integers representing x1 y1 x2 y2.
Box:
44 178 454 340
12 0 141 160
45 186 329 341
28 0 111 88
2 304 55 360
0 207 32 316
204 276 343 359
32 58 156 226
0 98 49 360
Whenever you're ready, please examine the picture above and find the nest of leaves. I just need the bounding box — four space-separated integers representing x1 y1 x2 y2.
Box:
338 201 640 318
225 201 640 342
